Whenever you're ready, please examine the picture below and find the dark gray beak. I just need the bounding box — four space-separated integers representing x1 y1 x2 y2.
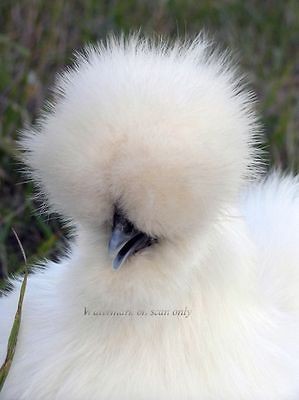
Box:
108 208 157 270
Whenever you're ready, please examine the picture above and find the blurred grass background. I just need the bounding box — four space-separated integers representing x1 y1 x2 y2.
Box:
0 0 298 284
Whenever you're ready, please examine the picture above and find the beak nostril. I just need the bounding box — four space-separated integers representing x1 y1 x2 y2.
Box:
112 206 135 232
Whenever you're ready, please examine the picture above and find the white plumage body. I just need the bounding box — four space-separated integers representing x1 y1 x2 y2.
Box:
1 36 299 399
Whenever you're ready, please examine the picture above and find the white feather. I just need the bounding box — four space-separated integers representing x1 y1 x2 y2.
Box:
1 35 299 399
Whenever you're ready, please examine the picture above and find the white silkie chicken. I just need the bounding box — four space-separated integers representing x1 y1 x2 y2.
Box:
1 35 299 400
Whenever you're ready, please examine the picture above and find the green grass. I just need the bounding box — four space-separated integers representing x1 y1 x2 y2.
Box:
0 0 298 281
0 229 27 391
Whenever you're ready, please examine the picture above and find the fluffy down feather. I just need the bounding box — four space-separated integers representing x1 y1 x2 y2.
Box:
1 35 299 399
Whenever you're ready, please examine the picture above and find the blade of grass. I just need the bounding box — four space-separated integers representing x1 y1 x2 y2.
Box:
0 229 28 392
